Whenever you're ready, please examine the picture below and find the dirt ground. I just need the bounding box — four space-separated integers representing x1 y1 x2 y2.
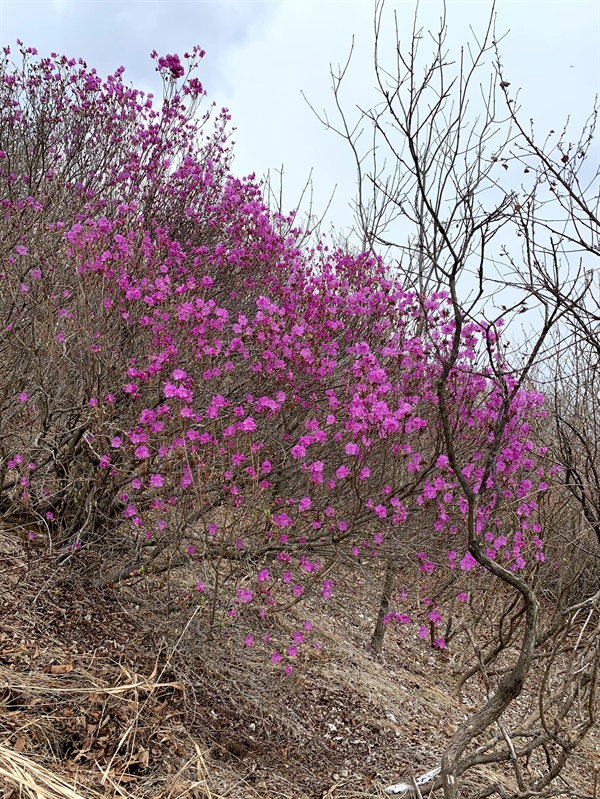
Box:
1 533 598 799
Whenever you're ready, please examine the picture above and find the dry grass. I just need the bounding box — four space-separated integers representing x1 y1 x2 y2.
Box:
0 745 108 799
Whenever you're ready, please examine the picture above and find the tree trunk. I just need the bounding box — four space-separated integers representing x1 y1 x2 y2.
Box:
370 559 397 656
440 541 540 799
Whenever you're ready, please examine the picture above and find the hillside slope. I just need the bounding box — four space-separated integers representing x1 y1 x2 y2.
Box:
1 537 597 799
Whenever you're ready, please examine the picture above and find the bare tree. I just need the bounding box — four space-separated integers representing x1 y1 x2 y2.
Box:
320 2 600 797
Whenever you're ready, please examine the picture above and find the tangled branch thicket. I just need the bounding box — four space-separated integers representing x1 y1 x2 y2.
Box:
1 7 599 797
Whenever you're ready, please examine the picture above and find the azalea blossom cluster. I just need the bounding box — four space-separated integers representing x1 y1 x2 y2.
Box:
0 45 550 666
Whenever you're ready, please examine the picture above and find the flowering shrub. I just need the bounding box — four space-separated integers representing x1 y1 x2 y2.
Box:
0 43 549 661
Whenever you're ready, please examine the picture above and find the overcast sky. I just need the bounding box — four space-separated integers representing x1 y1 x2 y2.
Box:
0 0 598 240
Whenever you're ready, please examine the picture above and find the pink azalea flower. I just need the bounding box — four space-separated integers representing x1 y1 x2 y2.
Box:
459 552 478 571
238 416 256 432
309 461 324 484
